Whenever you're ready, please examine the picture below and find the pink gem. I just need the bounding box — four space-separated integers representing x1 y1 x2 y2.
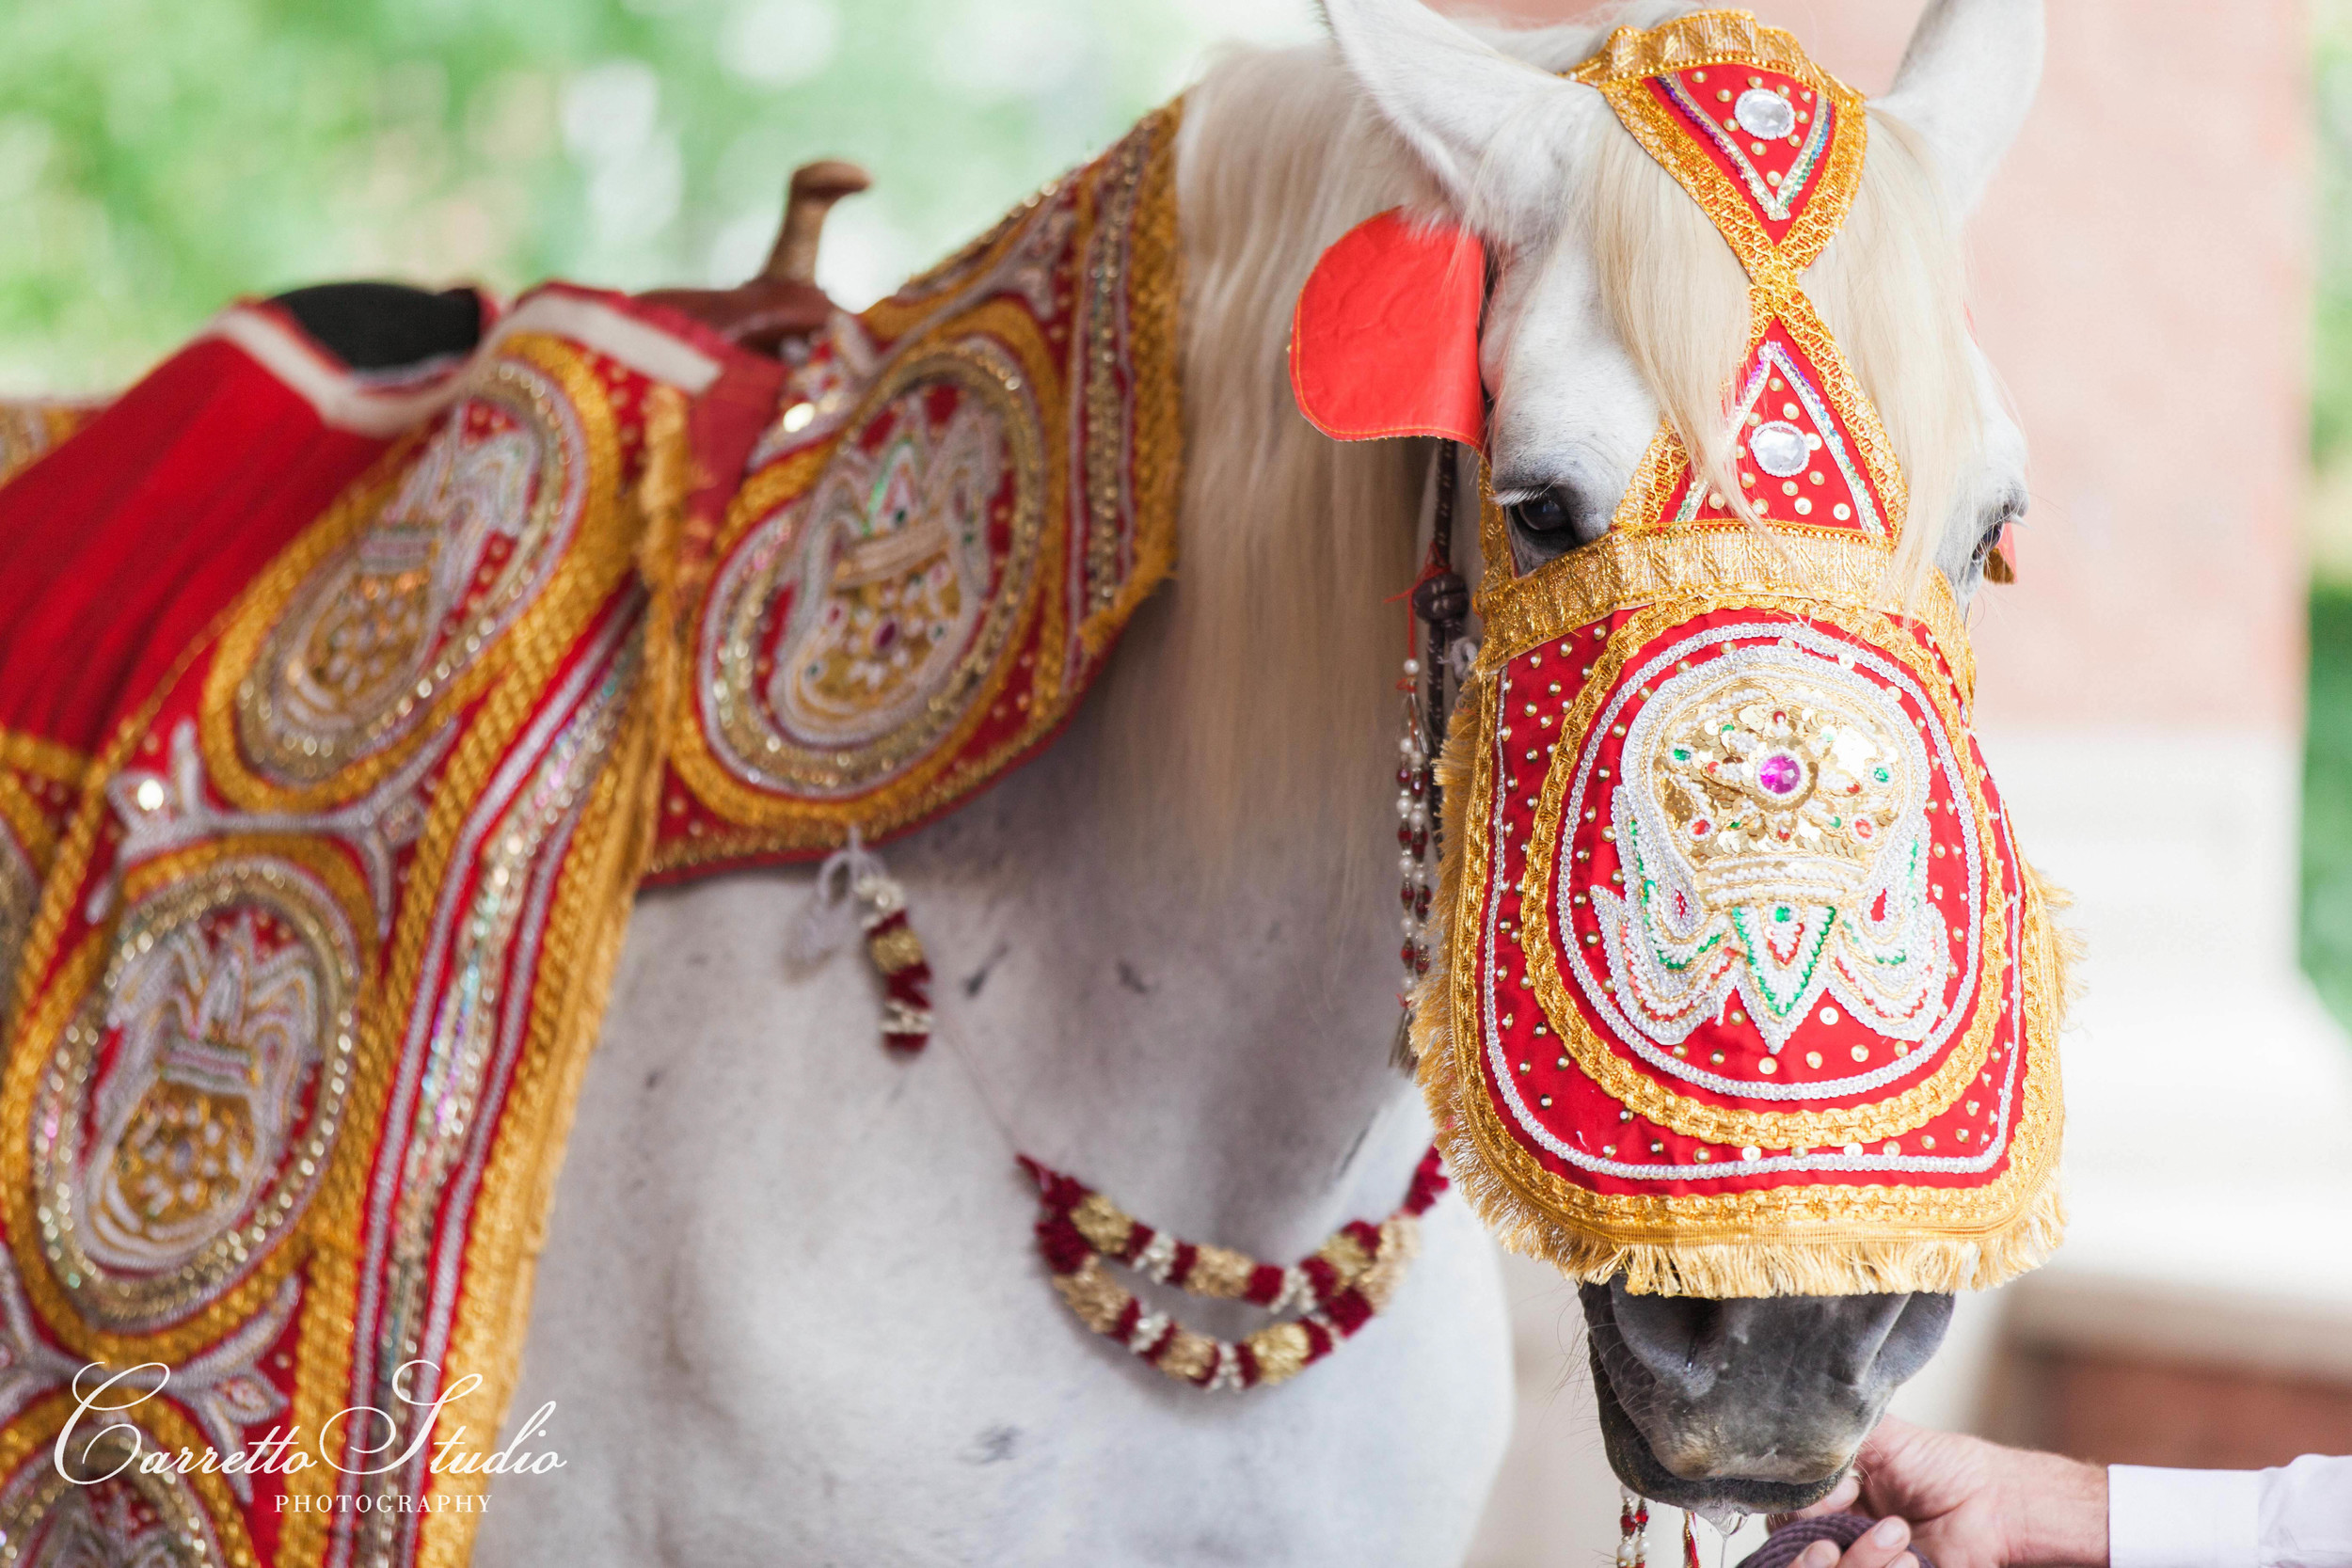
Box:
1756 753 1802 796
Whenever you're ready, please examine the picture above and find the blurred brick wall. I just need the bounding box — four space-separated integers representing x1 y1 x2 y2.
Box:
2008 1351 2352 1469
1455 0 2314 729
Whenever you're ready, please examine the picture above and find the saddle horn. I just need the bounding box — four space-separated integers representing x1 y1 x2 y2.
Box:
762 159 873 287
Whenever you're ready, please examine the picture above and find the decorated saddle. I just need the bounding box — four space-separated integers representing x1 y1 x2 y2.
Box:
0 107 1180 1568
1403 14 2068 1298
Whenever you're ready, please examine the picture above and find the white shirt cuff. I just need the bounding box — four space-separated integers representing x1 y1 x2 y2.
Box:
2111 1466 2264 1568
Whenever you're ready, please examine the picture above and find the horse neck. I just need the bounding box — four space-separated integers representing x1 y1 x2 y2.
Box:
886 61 1443 1258
890 591 1426 1262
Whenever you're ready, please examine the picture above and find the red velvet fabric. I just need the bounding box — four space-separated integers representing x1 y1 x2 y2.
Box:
0 336 389 754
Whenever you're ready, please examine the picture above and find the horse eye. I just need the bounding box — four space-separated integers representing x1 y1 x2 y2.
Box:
1975 506 2020 584
1510 488 1577 536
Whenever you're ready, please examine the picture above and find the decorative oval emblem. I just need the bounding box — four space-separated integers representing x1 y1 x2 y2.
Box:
1735 86 1798 140
1500 612 2008 1151
698 341 1045 799
236 356 588 784
1595 642 1948 1059
1748 419 1811 478
34 855 362 1330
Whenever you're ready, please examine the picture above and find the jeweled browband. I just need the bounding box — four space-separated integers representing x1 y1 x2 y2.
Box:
1414 10 2067 1299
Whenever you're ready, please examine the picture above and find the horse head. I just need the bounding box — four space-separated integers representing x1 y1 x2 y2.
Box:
1314 0 2049 1515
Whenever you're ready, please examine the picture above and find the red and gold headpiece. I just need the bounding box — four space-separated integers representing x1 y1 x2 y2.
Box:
1415 11 2067 1297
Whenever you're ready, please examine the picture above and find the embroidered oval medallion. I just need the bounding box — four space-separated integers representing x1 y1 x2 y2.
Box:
697 340 1046 799
235 355 589 785
33 854 363 1330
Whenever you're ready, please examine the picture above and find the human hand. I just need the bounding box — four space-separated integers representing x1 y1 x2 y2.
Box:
1772 1417 2108 1568
1787 1513 1925 1568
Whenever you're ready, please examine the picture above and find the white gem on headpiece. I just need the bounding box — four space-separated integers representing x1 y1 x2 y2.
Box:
1750 420 1810 478
1735 87 1796 140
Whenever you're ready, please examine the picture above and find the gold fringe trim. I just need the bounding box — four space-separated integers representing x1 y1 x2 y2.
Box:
2024 858 2086 1022
1569 9 1837 92
1413 673 2069 1298
1424 1118 2066 1298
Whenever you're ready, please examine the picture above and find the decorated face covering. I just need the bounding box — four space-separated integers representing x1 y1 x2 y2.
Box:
1412 13 2069 1299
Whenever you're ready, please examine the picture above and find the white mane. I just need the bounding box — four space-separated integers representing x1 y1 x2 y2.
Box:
1103 39 1443 880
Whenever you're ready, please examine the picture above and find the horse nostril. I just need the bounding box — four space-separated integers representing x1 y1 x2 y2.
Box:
1821 1291 1955 1387
1864 1291 1955 1388
1599 1278 1722 1401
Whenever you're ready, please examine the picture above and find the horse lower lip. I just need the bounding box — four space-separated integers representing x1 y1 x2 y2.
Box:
1590 1363 1850 1515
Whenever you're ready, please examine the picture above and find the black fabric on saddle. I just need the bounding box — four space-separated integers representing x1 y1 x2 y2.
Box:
267 281 485 372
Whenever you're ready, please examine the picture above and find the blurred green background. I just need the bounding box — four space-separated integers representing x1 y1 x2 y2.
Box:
2307 6 2352 1029
0 0 1312 394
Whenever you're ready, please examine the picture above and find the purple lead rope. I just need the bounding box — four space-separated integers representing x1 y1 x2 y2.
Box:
1738 1515 1935 1568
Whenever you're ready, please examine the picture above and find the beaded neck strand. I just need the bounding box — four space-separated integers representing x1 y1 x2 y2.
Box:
1392 444 1472 1069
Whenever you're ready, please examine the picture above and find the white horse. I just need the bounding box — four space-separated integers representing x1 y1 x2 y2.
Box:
475 0 2041 1560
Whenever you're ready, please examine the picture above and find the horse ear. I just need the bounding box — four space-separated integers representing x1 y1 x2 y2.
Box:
1878 0 2044 214
1291 210 1486 449
1321 0 1601 233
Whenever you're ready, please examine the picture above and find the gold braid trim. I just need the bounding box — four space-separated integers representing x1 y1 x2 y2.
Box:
419 384 692 1568
1078 95 1185 657
1474 528 1974 704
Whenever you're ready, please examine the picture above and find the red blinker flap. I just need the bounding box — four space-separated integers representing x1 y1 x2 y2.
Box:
1289 209 1486 449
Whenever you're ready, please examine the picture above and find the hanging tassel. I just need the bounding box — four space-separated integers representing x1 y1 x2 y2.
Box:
1684 1512 1703 1568
791 828 933 1053
858 869 932 1052
1616 1488 1651 1567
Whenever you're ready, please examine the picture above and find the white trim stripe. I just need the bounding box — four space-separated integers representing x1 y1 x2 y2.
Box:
200 287 725 438
199 308 473 437
492 291 722 394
